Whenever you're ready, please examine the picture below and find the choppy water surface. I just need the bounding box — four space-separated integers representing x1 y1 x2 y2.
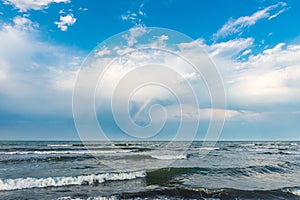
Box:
0 141 300 199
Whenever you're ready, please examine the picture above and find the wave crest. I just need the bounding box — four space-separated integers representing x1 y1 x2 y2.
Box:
0 171 145 191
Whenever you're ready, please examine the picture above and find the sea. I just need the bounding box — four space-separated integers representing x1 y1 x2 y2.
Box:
0 141 300 200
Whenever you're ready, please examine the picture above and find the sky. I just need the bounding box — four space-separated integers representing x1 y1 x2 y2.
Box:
0 0 300 140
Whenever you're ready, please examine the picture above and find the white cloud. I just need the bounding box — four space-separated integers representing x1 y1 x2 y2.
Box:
213 2 287 40
242 49 252 56
59 9 65 14
0 15 82 115
227 43 300 104
208 38 254 58
1 13 297 131
158 35 168 41
78 7 88 12
54 14 76 31
94 47 111 57
177 36 300 108
268 8 287 20
76 26 300 129
199 39 300 105
121 3 146 26
12 16 39 30
140 104 261 123
123 25 147 46
3 0 71 12
49 67 79 90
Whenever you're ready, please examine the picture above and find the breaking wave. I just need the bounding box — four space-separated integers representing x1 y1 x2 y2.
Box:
0 171 145 191
150 154 187 160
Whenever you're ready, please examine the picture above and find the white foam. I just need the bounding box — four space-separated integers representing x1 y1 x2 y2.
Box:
199 147 219 151
285 188 300 197
57 196 118 200
0 171 145 191
47 144 73 147
0 149 133 155
151 154 187 160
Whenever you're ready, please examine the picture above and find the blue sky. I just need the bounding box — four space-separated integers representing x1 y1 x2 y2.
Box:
0 0 300 140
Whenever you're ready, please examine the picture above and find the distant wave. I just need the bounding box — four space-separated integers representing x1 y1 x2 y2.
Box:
0 171 145 191
150 154 187 160
258 151 299 155
0 149 133 155
56 196 118 200
0 155 94 164
47 144 73 147
198 147 220 151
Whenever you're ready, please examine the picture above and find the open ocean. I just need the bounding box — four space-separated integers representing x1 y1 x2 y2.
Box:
0 141 300 200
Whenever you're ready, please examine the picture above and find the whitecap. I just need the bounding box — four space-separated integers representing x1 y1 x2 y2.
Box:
0 171 145 191
47 144 73 147
199 147 219 151
285 188 300 197
0 149 133 155
151 154 187 160
57 195 118 200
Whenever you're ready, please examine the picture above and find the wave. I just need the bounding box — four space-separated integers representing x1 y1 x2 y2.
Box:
120 147 153 152
284 187 300 197
198 147 220 151
47 144 73 147
54 187 300 200
0 149 133 155
258 151 299 155
56 196 118 200
150 154 187 160
0 155 94 164
117 186 300 200
145 165 287 186
0 171 145 191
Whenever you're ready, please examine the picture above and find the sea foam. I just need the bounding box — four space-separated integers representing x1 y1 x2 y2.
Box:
0 149 133 155
285 188 300 197
151 154 187 160
0 171 145 191
47 144 73 147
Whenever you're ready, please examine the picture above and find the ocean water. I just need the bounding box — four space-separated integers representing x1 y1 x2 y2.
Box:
0 141 300 200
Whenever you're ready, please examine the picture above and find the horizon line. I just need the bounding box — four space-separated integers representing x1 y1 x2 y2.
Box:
1 139 300 142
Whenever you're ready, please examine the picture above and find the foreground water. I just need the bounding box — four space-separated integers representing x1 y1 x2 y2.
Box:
0 141 300 199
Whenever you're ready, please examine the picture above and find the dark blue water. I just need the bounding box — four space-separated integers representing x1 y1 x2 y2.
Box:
0 141 300 199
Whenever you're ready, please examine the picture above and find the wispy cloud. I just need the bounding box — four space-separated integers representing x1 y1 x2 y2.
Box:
121 2 146 26
3 0 71 12
54 13 76 31
213 2 287 40
268 7 287 20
